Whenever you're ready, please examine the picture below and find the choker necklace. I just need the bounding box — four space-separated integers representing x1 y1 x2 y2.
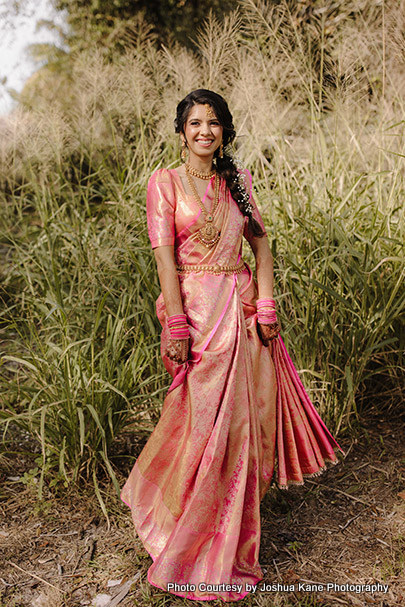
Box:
185 164 221 248
184 162 216 180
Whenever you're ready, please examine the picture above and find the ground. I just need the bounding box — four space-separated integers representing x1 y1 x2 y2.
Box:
1 409 404 607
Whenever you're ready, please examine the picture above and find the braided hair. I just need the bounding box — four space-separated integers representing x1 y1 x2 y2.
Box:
174 89 266 238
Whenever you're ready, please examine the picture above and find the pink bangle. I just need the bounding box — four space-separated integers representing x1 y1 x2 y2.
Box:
167 314 187 325
257 298 277 323
258 310 278 324
167 313 190 340
257 298 276 309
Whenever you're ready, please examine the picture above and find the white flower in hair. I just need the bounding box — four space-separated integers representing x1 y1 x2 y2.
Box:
232 159 253 215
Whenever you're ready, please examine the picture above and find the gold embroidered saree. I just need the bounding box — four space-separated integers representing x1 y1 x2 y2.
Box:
121 167 343 601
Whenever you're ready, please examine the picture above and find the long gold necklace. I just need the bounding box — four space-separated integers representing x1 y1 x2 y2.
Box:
185 165 221 248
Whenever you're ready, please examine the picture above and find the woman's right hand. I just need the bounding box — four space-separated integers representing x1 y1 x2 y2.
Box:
165 338 190 364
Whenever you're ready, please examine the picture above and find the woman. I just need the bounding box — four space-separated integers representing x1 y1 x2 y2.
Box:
121 89 344 602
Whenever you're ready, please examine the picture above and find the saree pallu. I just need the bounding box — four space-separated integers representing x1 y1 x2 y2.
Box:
121 168 344 602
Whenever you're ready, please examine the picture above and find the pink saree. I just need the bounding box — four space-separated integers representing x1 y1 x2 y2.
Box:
121 167 344 602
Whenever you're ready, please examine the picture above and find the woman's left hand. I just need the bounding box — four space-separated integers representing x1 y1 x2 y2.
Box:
257 321 280 349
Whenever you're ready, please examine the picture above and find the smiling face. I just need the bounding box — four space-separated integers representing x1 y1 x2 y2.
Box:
181 103 223 165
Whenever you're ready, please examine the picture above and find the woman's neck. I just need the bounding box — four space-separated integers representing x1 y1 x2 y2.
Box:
187 154 214 174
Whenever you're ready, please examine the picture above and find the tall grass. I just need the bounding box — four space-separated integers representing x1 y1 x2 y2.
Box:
0 170 168 514
0 1 404 497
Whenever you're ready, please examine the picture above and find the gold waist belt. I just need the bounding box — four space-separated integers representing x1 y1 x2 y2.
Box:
176 259 246 276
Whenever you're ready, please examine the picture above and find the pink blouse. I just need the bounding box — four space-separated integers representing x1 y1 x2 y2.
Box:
146 167 266 251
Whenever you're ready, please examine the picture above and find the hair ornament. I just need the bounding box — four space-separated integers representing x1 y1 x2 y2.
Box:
205 103 216 119
244 201 253 214
232 168 253 216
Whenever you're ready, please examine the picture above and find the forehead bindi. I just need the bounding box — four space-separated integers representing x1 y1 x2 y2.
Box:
186 104 218 122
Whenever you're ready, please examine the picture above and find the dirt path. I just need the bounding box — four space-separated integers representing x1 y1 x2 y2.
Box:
1 411 404 607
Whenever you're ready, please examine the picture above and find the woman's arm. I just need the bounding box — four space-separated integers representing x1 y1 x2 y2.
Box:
248 235 280 350
153 245 189 363
153 245 184 316
248 235 274 299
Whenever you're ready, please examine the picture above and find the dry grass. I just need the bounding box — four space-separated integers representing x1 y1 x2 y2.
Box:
1 1 405 188
1 411 404 607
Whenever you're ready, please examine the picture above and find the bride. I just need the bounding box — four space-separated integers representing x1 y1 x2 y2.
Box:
121 88 343 602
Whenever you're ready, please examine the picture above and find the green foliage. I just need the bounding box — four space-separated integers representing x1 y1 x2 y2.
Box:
53 0 235 49
260 180 403 430
0 172 168 511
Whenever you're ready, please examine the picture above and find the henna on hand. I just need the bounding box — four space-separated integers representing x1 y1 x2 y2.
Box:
257 321 281 347
166 338 189 363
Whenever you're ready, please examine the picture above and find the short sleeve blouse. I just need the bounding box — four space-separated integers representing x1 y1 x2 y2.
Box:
146 166 267 248
146 168 176 249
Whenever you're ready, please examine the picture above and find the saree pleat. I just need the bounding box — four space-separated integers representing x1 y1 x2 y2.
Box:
272 337 341 487
121 167 344 601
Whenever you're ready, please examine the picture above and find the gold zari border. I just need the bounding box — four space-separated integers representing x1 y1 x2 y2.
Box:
176 259 246 276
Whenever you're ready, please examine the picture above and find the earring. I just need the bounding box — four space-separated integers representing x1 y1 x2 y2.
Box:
219 141 224 159
181 140 188 162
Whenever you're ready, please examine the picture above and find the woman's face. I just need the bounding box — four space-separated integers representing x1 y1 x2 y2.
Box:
181 104 223 164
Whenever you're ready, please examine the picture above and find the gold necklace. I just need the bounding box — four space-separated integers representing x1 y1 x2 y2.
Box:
185 165 221 248
184 162 216 180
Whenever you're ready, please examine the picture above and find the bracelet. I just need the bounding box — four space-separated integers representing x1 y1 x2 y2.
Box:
257 298 276 310
257 297 277 324
258 310 278 324
258 311 277 324
167 314 190 340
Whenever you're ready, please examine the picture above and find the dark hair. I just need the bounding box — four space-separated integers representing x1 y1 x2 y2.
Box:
174 89 266 238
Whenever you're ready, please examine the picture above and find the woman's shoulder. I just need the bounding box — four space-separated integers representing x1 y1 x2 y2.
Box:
148 167 176 185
